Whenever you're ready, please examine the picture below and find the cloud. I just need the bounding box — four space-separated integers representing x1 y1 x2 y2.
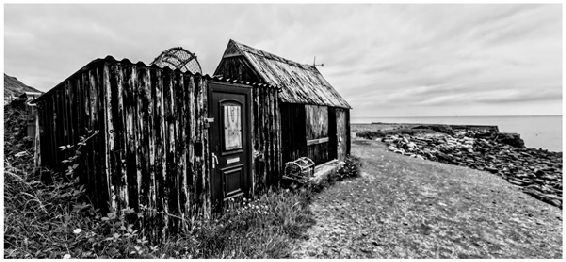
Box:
4 4 562 118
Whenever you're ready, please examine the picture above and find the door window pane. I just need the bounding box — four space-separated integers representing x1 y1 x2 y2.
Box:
224 104 242 150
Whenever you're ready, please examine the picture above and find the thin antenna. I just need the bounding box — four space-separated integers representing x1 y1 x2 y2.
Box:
313 56 324 67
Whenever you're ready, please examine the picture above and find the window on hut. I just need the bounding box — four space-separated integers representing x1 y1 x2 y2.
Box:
305 104 330 164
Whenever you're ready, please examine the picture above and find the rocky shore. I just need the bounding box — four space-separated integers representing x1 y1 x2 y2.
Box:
358 127 562 209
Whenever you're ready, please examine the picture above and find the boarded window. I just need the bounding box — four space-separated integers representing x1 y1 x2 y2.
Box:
305 105 329 164
305 105 328 140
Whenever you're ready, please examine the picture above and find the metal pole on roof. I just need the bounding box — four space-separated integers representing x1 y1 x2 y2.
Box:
313 56 324 67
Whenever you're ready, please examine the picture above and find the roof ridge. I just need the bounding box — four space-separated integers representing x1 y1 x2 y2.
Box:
229 39 316 71
221 39 351 109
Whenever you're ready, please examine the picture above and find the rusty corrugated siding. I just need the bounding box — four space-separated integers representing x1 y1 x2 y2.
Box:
225 39 351 109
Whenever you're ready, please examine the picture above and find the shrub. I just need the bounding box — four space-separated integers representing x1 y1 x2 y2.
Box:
3 105 354 258
3 106 139 258
337 155 361 180
182 189 315 258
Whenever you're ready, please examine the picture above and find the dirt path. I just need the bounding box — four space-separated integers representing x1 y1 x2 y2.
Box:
291 139 562 258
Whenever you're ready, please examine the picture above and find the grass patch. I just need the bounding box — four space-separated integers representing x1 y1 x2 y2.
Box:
3 105 321 258
5 161 316 258
179 189 315 258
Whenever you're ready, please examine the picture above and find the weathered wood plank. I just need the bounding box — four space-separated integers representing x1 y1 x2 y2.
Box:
54 88 62 166
154 68 167 239
81 72 91 193
200 77 210 218
37 57 293 241
165 70 178 232
175 72 187 229
346 109 351 156
103 63 117 211
112 63 129 210
144 67 156 239
187 75 196 221
195 75 209 217
88 68 100 206
124 65 139 211
136 67 149 213
274 88 282 183
62 81 69 161
179 75 191 230
95 65 110 211
133 66 144 213
151 67 165 240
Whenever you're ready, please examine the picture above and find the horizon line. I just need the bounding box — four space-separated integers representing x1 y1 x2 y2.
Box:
353 114 563 118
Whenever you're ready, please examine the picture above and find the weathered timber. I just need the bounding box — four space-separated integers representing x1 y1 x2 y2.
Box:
214 39 350 109
336 107 350 160
36 57 280 241
214 39 351 169
280 103 307 165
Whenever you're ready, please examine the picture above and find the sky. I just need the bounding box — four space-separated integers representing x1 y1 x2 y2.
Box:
4 4 563 119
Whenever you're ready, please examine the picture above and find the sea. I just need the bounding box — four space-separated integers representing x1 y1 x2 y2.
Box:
352 115 563 152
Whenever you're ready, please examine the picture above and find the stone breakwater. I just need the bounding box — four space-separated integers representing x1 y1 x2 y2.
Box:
380 131 562 208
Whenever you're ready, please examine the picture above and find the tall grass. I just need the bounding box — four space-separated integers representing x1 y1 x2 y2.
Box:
3 104 316 258
4 162 315 258
4 105 359 258
157 189 315 258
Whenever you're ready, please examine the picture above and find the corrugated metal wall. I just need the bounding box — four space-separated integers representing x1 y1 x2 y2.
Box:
37 57 211 241
36 57 282 241
251 85 281 193
37 61 112 212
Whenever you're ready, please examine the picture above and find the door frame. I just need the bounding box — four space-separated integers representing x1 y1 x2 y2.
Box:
207 81 253 211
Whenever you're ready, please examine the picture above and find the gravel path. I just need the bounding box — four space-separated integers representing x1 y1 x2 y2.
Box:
291 139 562 258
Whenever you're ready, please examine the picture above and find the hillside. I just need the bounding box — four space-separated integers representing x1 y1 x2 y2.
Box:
4 74 42 104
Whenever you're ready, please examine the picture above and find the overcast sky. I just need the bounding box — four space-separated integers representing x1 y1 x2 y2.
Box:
4 4 562 119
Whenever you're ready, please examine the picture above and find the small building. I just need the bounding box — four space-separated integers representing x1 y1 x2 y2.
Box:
34 40 351 240
214 39 351 165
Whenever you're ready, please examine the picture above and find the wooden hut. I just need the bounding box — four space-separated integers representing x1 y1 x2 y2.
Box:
35 56 279 240
214 39 351 165
35 40 351 240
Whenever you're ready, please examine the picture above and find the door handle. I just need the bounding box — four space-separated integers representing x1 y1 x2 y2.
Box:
211 152 219 169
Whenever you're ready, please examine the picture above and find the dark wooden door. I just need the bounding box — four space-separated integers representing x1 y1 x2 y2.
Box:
208 82 252 211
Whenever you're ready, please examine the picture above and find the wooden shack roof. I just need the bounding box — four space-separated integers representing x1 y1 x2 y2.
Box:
220 39 351 109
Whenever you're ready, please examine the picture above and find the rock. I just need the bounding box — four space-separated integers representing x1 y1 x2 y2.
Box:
436 152 453 162
535 170 546 178
426 124 454 135
546 198 562 207
379 129 561 209
495 132 525 148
